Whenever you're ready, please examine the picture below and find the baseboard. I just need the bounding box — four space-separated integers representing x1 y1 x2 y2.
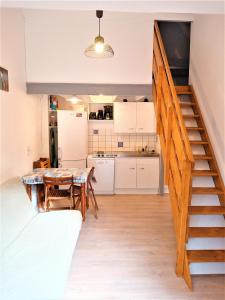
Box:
164 185 169 193
115 188 159 195
95 191 114 195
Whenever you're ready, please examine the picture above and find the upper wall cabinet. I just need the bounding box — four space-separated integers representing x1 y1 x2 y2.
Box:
114 102 137 133
136 102 156 133
114 102 156 134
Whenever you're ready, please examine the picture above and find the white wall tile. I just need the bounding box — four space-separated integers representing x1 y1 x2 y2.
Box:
106 135 112 141
98 129 106 135
99 141 106 147
99 135 105 142
88 125 158 154
93 135 98 142
106 141 112 147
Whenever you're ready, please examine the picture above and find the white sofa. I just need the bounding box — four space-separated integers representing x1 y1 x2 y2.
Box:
0 178 82 300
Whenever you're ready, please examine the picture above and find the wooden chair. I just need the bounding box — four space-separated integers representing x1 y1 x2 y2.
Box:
73 167 98 218
43 176 74 212
33 158 50 169
39 158 51 168
32 158 51 209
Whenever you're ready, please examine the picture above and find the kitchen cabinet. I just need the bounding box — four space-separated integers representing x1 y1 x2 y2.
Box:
114 102 136 133
115 156 159 193
115 158 137 188
136 103 156 133
114 102 155 133
136 158 159 189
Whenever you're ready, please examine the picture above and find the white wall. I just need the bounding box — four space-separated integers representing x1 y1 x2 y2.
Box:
24 10 153 84
24 10 193 84
189 14 225 182
2 1 223 15
0 8 41 184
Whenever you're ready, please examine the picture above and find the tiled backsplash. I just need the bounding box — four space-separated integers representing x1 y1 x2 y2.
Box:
88 125 158 153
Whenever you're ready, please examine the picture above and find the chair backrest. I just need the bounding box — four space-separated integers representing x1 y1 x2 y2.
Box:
87 167 96 184
43 176 73 187
33 158 50 169
40 158 50 168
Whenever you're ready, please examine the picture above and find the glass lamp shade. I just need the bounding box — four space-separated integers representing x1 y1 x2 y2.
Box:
84 35 114 58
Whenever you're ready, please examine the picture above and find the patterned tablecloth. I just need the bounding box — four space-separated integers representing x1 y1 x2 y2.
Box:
22 168 91 185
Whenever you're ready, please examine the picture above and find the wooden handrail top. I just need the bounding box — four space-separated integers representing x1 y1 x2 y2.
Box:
154 21 194 164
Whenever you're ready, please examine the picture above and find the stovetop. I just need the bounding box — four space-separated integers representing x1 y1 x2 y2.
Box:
89 150 158 159
91 152 117 158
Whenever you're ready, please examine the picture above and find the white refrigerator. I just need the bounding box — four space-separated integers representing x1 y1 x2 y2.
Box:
57 110 88 168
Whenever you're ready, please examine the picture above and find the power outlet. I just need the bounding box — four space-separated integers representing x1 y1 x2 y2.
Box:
27 146 32 156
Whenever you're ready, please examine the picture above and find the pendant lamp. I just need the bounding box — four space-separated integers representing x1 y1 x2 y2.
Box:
84 10 114 58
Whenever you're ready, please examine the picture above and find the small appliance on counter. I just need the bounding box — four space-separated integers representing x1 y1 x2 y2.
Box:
89 105 113 120
89 112 97 119
97 110 104 120
104 105 113 120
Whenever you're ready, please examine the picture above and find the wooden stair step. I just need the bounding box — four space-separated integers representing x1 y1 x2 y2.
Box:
175 85 191 93
180 102 196 107
190 140 209 145
183 114 200 119
193 155 213 161
189 227 225 237
192 170 218 176
189 206 225 215
186 127 204 131
187 250 225 263
177 91 193 95
192 187 224 195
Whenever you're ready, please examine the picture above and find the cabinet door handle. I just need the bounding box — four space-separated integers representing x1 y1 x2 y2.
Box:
129 128 134 130
139 167 145 170
138 128 143 130
129 167 135 170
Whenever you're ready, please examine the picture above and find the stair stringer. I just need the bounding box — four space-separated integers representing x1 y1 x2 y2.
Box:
177 86 225 277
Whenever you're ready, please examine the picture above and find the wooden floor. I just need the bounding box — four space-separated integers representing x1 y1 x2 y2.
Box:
64 195 225 300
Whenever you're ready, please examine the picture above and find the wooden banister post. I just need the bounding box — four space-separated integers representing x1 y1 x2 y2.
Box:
156 66 163 134
164 105 173 184
175 159 192 276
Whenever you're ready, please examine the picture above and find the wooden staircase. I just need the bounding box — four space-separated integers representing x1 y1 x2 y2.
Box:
152 21 225 289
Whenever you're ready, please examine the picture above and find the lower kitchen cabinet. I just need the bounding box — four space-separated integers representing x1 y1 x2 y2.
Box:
115 158 136 189
115 157 159 194
136 158 159 189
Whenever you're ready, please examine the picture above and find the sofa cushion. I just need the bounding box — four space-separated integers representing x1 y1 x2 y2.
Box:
0 178 37 251
1 210 82 300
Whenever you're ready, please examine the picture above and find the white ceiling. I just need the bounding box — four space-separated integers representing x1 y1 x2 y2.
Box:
2 0 224 14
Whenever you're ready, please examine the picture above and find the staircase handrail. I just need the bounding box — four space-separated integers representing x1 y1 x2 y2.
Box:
154 21 194 164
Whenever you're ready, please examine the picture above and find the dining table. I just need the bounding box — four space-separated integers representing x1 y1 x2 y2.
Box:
22 167 91 221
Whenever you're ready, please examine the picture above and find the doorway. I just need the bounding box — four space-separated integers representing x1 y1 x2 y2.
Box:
158 21 191 85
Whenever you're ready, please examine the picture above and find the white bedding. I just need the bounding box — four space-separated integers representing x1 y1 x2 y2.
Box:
1 178 37 250
0 178 82 300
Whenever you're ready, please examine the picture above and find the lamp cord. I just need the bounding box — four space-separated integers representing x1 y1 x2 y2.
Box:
98 18 101 36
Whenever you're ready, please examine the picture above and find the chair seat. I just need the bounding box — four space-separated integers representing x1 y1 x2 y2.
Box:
48 189 70 198
72 167 98 218
72 185 81 195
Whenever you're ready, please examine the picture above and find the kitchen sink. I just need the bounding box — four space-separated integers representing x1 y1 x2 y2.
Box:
116 151 159 158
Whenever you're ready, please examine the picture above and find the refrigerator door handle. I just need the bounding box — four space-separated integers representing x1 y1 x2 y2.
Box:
58 147 62 161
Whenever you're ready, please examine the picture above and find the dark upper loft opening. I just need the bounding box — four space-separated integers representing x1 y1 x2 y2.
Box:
158 21 191 86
